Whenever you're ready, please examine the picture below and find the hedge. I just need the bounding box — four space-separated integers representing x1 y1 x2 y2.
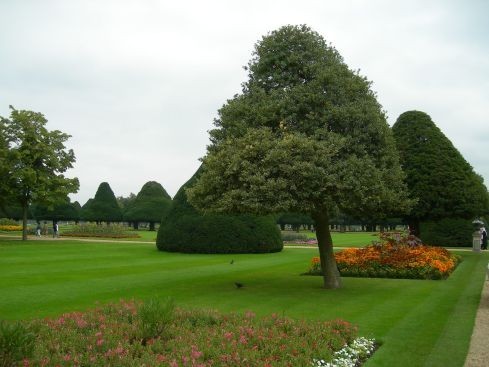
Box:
156 168 283 254
420 218 474 247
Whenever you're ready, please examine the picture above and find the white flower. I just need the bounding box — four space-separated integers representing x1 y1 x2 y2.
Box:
312 337 376 367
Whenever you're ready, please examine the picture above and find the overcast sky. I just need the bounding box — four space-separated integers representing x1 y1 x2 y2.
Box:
1 0 488 205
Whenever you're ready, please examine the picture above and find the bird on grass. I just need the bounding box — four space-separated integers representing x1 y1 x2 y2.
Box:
230 259 234 264
234 282 244 289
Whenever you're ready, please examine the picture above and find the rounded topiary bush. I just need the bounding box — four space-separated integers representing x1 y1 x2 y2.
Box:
156 168 283 254
420 218 474 247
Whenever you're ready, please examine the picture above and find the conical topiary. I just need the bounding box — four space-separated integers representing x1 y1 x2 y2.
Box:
392 110 489 243
80 182 122 224
123 181 172 230
156 167 282 254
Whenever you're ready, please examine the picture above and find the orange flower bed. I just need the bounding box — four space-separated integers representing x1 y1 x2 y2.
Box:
308 233 461 280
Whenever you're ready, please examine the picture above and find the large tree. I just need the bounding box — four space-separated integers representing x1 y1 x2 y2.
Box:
187 25 411 289
123 181 172 230
80 182 122 224
0 106 79 240
392 110 489 235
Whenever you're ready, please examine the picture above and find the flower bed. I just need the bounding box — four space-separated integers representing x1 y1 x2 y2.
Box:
0 225 22 231
61 224 140 239
2 299 377 367
306 233 461 280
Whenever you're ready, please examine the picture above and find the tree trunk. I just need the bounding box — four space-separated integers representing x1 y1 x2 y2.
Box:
22 202 28 241
149 222 155 231
133 222 139 230
313 211 342 289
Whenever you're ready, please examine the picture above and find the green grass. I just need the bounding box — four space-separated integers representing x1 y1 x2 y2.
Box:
286 230 378 247
0 238 486 366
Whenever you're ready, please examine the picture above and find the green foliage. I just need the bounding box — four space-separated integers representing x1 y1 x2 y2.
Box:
0 106 79 239
392 111 489 224
123 181 172 224
186 25 411 287
0 203 31 220
420 218 474 247
81 182 122 223
189 25 411 218
0 320 35 367
116 193 136 210
31 196 80 222
138 297 175 342
0 218 18 226
157 168 283 254
277 212 313 230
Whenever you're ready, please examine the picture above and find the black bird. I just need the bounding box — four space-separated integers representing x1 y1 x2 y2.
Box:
230 259 234 264
234 282 244 289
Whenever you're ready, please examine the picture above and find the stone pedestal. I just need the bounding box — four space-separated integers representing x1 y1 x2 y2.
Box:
473 231 481 252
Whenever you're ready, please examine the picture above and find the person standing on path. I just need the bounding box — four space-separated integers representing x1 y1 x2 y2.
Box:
53 222 59 238
36 222 41 237
481 226 488 250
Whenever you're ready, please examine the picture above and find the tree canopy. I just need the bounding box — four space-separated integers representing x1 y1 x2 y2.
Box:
32 196 81 223
187 25 411 288
0 106 79 239
123 181 172 230
80 182 122 223
392 110 489 234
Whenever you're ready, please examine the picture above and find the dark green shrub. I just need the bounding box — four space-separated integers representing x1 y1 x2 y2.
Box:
420 218 474 247
156 168 283 254
0 320 35 367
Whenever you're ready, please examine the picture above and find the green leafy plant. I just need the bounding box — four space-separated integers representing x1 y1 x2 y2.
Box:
138 297 175 343
0 320 35 367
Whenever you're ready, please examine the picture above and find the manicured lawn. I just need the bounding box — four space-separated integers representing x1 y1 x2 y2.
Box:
288 230 379 247
0 238 486 366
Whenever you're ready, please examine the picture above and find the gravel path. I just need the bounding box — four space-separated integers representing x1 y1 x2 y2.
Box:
464 272 489 367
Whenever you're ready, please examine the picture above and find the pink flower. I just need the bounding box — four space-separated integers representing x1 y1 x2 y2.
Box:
191 346 203 359
156 354 167 362
76 319 88 328
96 338 104 346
